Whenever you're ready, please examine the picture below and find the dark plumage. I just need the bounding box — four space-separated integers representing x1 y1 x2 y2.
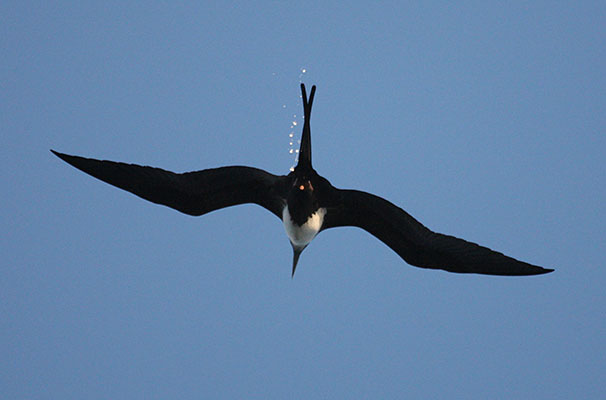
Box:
52 84 553 277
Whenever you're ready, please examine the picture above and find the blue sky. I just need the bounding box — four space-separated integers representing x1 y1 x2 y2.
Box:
2 1 605 398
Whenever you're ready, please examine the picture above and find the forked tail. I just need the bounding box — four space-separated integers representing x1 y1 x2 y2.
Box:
297 83 316 169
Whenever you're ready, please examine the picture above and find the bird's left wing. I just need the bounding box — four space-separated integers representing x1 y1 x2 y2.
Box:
52 150 287 218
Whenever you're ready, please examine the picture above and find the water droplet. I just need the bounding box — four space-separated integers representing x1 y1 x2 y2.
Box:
301 68 306 73
292 121 297 126
289 149 294 154
289 133 294 138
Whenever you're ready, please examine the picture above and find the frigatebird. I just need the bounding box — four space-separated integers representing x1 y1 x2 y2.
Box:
52 84 553 277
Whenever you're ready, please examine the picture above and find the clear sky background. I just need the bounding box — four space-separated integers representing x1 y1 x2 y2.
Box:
2 1 605 399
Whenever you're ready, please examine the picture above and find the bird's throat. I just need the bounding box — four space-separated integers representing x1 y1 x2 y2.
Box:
282 206 325 248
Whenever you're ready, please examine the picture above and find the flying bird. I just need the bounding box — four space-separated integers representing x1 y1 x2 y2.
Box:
52 84 553 277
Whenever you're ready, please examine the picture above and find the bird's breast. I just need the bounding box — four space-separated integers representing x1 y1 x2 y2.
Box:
282 206 326 247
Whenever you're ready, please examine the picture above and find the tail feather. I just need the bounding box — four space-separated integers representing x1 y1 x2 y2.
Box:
298 84 316 169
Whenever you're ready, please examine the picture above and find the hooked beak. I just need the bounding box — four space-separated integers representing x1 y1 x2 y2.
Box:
291 245 306 278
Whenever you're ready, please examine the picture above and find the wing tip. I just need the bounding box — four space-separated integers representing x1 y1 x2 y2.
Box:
507 265 554 276
538 267 555 275
50 149 68 161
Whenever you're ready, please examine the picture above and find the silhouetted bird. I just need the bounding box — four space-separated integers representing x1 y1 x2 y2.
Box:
52 84 553 277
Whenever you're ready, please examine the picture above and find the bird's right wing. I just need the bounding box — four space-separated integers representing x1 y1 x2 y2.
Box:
321 189 553 276
52 150 287 218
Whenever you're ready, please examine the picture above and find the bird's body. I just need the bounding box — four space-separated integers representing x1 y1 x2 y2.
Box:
283 206 325 249
52 84 553 277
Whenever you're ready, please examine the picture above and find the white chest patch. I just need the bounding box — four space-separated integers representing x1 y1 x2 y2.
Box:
282 206 326 248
